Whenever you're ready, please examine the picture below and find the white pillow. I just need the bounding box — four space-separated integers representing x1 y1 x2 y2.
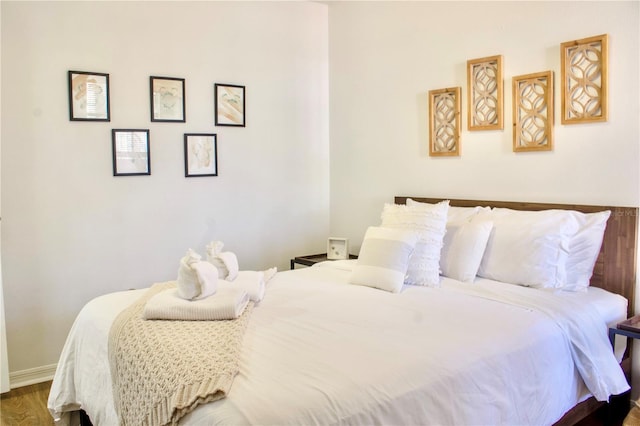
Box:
440 219 493 283
477 208 580 288
406 198 485 223
349 226 418 293
563 210 611 292
381 201 449 287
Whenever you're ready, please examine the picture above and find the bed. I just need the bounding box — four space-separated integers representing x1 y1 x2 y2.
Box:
48 197 639 426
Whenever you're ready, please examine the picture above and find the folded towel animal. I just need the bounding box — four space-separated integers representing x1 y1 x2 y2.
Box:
219 267 277 302
143 286 250 321
177 249 219 300
206 241 239 281
191 261 219 300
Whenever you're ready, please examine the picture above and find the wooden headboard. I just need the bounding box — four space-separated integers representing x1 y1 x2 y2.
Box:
396 196 639 316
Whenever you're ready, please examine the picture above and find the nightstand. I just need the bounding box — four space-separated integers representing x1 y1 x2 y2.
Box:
609 315 640 348
290 253 358 269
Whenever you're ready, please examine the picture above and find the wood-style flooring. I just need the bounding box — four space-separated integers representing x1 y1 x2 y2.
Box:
1 381 54 426
1 381 640 426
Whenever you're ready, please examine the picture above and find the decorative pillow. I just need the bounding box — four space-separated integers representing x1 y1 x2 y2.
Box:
406 198 485 223
380 201 449 287
349 226 418 293
476 208 580 288
440 220 493 283
563 210 611 292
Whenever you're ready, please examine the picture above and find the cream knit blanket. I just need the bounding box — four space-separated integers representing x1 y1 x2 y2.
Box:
108 281 254 426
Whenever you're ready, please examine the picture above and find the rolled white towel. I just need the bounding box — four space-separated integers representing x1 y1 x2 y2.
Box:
177 249 204 300
220 268 277 302
191 261 218 300
144 287 249 321
206 240 239 280
218 252 239 281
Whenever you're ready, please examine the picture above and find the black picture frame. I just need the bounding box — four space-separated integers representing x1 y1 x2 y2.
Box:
68 70 110 121
150 76 185 122
184 133 218 177
214 83 245 127
112 129 151 176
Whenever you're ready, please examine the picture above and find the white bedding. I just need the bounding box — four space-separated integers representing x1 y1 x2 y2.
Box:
48 260 629 426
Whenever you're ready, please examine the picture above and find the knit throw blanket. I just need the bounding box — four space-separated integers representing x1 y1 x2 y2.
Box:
108 281 254 426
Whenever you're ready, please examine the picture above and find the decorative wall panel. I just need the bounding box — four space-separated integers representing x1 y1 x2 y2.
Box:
512 71 553 152
429 87 461 157
467 55 503 131
560 34 608 124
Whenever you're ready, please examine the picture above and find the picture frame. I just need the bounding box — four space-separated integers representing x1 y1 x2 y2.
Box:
512 71 554 152
428 87 461 157
68 70 110 121
467 55 503 131
560 34 608 124
150 76 185 122
327 238 349 260
215 83 245 127
112 129 151 176
184 133 218 177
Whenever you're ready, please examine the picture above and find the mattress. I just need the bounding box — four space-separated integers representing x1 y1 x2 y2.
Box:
48 260 629 425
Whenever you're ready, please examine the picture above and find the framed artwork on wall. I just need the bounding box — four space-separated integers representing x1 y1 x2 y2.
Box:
512 71 554 152
215 83 245 127
184 133 218 177
560 34 608 124
428 87 461 157
112 129 151 176
68 70 110 121
467 55 503 131
150 76 185 122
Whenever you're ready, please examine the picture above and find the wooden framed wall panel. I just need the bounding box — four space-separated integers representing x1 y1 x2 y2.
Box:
467 55 503 131
560 34 608 124
429 87 461 157
512 71 554 152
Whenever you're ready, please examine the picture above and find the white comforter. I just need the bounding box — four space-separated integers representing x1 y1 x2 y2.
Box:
48 260 629 426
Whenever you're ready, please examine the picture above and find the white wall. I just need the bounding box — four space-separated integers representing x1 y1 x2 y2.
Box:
329 0 639 239
1 1 329 377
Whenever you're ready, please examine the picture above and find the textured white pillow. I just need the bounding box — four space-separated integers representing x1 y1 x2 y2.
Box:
349 226 418 293
563 210 611 292
477 208 580 288
440 220 493 283
381 201 449 287
406 198 485 223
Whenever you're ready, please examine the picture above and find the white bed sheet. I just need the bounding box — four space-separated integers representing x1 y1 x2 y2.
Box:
48 260 629 426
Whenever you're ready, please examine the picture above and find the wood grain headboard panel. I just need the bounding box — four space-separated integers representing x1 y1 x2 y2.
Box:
395 196 639 316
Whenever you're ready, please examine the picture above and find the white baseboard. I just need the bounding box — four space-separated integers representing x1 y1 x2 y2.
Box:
9 363 57 389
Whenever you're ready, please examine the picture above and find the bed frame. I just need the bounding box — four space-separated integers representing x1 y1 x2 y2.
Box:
396 196 639 425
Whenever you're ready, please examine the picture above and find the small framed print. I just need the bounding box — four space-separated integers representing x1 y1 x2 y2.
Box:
215 83 245 127
112 129 150 176
327 238 349 260
150 76 185 122
68 70 110 121
184 133 218 177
